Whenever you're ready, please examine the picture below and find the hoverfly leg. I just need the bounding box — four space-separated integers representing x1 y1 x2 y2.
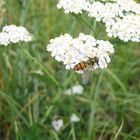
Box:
104 57 108 63
96 61 100 67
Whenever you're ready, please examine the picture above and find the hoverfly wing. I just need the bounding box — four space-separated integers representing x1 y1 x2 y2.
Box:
82 69 90 85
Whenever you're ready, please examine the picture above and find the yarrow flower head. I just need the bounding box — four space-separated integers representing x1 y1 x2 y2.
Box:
88 0 140 42
47 33 114 74
57 0 140 42
0 25 32 46
57 0 90 14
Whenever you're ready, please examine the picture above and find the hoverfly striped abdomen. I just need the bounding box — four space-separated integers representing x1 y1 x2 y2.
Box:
74 61 88 71
74 57 99 71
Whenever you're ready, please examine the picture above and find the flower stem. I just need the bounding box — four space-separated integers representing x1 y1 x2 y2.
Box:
72 14 97 37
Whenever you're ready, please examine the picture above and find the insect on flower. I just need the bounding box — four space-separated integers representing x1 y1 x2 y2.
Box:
74 56 99 85
47 33 114 85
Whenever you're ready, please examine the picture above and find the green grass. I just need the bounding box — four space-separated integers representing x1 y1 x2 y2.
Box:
0 0 140 140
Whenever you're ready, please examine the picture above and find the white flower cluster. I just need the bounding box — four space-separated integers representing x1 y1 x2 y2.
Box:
57 0 140 42
57 0 90 14
88 0 140 42
0 25 32 46
47 33 114 73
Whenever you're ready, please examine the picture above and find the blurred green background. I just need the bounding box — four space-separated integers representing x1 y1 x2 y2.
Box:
0 0 140 139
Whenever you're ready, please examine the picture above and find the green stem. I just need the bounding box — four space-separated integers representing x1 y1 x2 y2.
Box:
87 10 97 140
23 50 61 88
72 14 97 37
88 71 104 140
40 88 62 124
20 0 27 25
72 124 76 140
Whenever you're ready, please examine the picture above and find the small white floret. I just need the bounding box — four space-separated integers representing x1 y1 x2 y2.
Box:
70 114 80 123
52 119 64 132
64 84 84 95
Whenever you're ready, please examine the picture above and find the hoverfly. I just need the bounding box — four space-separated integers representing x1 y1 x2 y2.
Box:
74 56 99 85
